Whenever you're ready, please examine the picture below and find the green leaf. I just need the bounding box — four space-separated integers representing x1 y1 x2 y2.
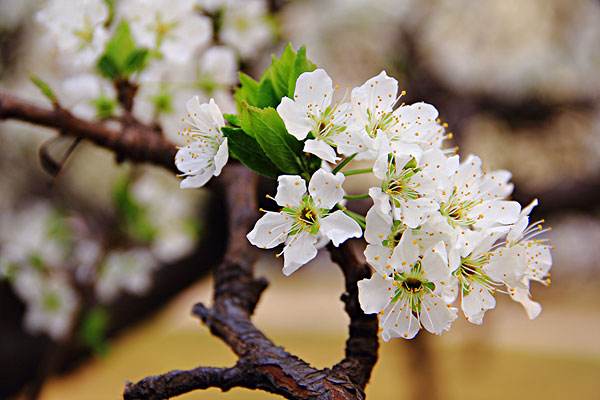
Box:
268 44 316 100
79 307 110 356
240 103 304 174
96 55 120 79
123 48 150 74
96 20 149 79
234 44 316 110
268 44 296 100
288 46 316 95
113 176 157 243
92 95 116 119
222 126 280 178
30 75 57 104
105 20 136 68
223 113 240 127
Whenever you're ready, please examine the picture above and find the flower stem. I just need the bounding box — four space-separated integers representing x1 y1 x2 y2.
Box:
343 168 372 176
332 153 357 174
343 193 370 201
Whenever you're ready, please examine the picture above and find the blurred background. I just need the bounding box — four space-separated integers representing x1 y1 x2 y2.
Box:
1 0 599 399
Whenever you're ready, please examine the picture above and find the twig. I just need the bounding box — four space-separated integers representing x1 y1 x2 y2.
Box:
0 91 177 171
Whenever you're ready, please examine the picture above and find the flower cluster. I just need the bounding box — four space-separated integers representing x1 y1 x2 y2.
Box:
176 54 552 340
0 171 200 341
34 0 275 129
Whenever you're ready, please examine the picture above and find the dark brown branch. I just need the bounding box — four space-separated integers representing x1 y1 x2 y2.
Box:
124 165 379 400
328 242 379 388
0 91 177 172
124 366 244 399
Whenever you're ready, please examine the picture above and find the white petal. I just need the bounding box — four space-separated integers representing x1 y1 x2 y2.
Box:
308 169 345 209
419 293 457 335
486 247 525 288
294 68 333 110
364 244 394 276
186 97 225 132
352 70 398 115
471 200 521 229
213 138 229 176
391 230 420 271
321 210 362 246
246 212 293 249
455 154 482 187
274 175 306 208
399 197 438 229
276 97 313 140
369 187 392 217
357 274 394 314
381 298 420 340
364 206 392 245
509 286 542 320
461 282 496 325
421 241 450 282
180 167 214 188
303 139 339 163
282 232 318 275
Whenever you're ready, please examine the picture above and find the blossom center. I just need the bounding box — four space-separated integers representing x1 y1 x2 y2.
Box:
365 109 396 138
439 190 480 227
455 255 495 294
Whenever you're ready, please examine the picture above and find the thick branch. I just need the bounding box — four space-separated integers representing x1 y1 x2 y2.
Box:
124 165 377 400
328 242 379 388
124 366 243 399
0 91 177 172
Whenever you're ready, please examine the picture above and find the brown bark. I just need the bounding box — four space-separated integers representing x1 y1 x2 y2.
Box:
123 165 380 400
0 92 177 172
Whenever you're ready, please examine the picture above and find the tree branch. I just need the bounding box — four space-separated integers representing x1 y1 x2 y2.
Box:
124 366 244 399
328 242 379 388
0 91 177 172
124 165 379 400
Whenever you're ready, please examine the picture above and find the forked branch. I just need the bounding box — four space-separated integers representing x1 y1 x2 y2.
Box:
123 165 380 400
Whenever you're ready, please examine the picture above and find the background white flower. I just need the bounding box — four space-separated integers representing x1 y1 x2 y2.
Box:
120 0 212 64
36 0 109 68
175 97 228 188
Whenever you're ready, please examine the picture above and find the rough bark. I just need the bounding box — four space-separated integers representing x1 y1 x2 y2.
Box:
123 165 380 400
0 92 176 172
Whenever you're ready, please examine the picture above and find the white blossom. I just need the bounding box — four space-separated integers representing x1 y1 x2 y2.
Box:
36 0 109 68
60 74 116 120
13 270 78 341
120 0 212 64
96 248 158 303
277 69 364 163
486 199 552 319
359 230 457 340
247 169 362 275
350 71 448 159
175 97 229 188
220 0 273 59
0 202 68 269
131 171 199 262
371 140 453 228
197 46 238 91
